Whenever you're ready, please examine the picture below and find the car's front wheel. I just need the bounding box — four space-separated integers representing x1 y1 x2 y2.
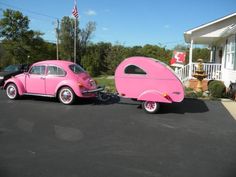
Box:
143 101 160 114
6 83 19 100
58 87 75 105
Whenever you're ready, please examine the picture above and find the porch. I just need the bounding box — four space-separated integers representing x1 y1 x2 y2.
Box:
175 62 222 83
183 12 236 87
175 62 222 91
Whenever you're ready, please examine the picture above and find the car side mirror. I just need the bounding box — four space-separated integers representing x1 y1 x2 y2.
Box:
24 72 30 76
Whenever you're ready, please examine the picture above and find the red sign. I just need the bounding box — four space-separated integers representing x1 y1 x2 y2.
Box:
170 51 186 67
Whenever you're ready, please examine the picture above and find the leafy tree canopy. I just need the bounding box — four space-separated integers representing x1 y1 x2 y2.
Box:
0 9 29 40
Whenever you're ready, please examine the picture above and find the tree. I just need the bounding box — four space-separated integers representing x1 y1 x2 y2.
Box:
0 9 29 40
192 48 210 62
140 44 172 64
105 45 128 75
0 42 6 68
81 42 111 76
0 9 48 64
79 22 96 57
59 17 96 63
59 17 75 60
0 9 30 64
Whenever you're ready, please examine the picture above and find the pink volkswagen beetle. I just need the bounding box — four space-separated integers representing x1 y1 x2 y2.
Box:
115 56 184 113
4 60 103 104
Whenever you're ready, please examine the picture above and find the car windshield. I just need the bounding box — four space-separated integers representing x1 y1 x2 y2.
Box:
69 64 85 74
4 65 20 72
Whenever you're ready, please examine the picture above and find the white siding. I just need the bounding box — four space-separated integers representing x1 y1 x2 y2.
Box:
221 34 236 87
221 68 236 87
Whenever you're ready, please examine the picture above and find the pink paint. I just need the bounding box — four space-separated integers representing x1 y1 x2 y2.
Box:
4 60 99 100
115 56 184 103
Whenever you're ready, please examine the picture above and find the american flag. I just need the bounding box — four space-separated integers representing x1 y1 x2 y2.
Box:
72 1 78 18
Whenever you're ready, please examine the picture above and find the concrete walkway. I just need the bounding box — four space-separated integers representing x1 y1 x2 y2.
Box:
221 99 236 120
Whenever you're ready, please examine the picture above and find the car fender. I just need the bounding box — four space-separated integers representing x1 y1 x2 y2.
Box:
137 90 172 103
4 77 25 95
55 80 82 97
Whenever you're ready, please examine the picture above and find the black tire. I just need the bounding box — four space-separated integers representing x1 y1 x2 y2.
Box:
6 83 19 100
142 101 160 114
58 87 75 105
97 91 111 102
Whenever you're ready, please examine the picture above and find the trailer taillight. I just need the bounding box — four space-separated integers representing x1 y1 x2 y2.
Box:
163 92 172 101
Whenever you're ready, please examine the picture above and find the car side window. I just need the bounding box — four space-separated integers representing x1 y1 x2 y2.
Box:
124 65 147 75
29 65 46 75
69 64 85 74
47 66 66 76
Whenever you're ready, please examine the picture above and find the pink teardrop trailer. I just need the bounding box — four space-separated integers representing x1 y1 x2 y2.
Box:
114 56 184 113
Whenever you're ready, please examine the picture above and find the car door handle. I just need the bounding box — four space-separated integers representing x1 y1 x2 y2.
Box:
40 77 46 80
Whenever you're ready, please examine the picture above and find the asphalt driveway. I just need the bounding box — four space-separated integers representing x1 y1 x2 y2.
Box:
0 90 236 177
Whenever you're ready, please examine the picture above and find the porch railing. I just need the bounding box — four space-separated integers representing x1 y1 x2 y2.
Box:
175 62 222 82
175 64 190 82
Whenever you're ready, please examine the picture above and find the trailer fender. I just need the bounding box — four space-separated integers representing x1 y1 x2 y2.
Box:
137 90 172 103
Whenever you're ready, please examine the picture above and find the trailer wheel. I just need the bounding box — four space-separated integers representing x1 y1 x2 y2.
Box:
143 101 160 114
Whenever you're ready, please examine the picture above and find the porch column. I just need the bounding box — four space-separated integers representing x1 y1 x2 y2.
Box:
210 48 213 62
188 39 193 79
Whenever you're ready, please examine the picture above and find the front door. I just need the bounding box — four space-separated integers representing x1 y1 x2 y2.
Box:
26 65 46 94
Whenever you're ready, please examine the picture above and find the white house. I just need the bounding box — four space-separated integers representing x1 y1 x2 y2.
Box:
177 12 236 87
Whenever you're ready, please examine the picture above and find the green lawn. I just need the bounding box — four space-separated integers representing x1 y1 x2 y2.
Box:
94 76 116 93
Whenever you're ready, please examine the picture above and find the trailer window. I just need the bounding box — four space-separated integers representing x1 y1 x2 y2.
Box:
124 65 146 75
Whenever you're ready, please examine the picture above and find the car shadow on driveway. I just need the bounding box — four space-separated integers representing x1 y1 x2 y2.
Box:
159 98 209 114
14 93 121 106
116 97 209 114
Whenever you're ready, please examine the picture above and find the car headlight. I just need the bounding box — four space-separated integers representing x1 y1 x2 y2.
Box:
0 76 4 80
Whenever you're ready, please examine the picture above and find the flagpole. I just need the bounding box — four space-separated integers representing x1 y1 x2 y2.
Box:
72 0 78 63
74 17 76 63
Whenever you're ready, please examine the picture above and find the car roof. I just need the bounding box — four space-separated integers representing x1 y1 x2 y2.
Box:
32 60 74 68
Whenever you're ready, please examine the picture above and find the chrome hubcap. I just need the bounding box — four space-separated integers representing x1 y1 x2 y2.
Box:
7 86 16 98
144 101 157 112
60 89 72 103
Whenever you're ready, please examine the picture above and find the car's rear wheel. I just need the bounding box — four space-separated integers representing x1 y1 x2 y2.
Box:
58 87 75 105
6 83 19 100
143 101 160 114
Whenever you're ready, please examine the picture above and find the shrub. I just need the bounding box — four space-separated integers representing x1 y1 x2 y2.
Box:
185 91 198 98
208 80 226 98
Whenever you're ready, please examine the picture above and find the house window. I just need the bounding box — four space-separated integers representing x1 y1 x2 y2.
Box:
124 65 147 75
225 35 235 70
